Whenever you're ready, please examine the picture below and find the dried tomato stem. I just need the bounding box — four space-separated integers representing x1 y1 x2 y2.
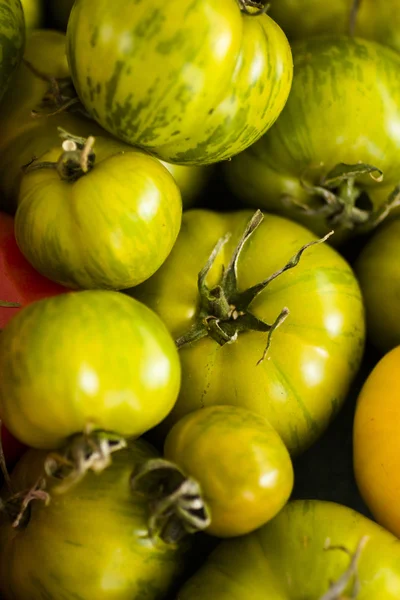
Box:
319 536 369 600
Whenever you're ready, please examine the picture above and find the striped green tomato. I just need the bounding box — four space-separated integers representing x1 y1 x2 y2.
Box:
177 500 400 600
0 441 188 600
134 209 365 455
20 0 42 29
15 135 182 290
225 37 400 243
0 291 181 449
269 0 400 54
66 0 293 165
0 0 25 102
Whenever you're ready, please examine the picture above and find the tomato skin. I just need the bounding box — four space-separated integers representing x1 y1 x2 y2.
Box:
134 209 365 455
225 36 400 242
0 441 187 600
0 290 181 449
20 0 42 29
15 140 182 290
162 162 211 209
164 405 293 537
269 0 400 55
353 346 400 538
355 218 400 355
176 499 400 599
0 0 25 103
0 212 66 329
66 0 293 165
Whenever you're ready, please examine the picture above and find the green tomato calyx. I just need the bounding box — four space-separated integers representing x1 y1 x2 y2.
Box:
23 129 96 183
0 477 50 529
237 0 270 16
176 210 332 364
130 458 211 544
319 535 369 600
0 300 20 308
44 429 127 494
284 162 400 235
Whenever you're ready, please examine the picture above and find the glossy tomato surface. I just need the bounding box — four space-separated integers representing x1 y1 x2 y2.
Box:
269 0 400 54
15 140 182 290
66 0 293 165
354 346 400 538
355 218 400 354
0 290 181 449
176 500 400 599
164 405 293 537
0 441 187 600
0 212 65 329
135 209 365 455
20 0 42 29
226 36 400 243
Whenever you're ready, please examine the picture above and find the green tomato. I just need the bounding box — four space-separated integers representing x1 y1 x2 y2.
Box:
15 134 182 290
0 29 105 214
20 0 42 29
0 441 188 600
0 290 181 449
0 0 25 102
162 162 211 209
66 0 293 165
269 0 400 54
355 218 400 354
226 36 400 243
133 209 365 455
176 499 400 599
164 405 293 537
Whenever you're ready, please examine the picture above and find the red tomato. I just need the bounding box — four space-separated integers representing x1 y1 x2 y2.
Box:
0 212 66 328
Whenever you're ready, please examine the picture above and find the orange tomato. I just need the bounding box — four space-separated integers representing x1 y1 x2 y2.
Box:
353 346 400 536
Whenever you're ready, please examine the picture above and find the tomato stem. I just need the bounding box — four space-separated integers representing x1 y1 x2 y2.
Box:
319 536 369 600
23 129 97 182
237 0 270 16
176 211 331 364
0 477 50 529
0 300 20 308
130 459 211 544
44 430 127 493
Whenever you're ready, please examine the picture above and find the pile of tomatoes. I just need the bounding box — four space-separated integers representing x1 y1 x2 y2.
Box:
2 1 400 599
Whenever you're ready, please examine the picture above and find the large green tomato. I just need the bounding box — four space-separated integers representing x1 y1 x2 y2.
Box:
0 0 24 102
21 0 42 29
269 0 400 54
134 209 365 455
66 0 293 165
0 29 105 214
0 441 188 600
0 290 181 449
15 134 182 290
226 37 400 243
355 218 400 354
177 500 400 599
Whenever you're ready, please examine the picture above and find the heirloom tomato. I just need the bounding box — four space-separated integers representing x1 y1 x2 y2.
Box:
0 29 104 214
354 346 400 538
15 133 182 290
0 211 65 330
163 405 294 537
226 37 400 244
20 0 42 29
0 441 188 600
0 0 24 103
177 500 400 599
269 0 400 54
134 209 365 455
66 0 293 165
355 218 400 354
0 290 181 449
